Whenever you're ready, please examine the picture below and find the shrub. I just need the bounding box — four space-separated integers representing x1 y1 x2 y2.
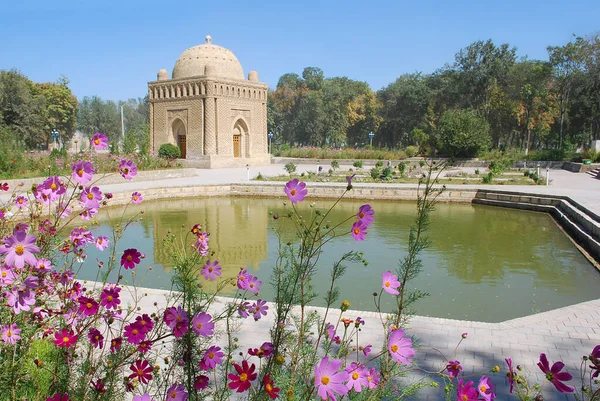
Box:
375 160 384 168
382 167 393 180
284 162 297 175
370 167 381 179
435 109 491 157
353 160 363 169
405 145 419 158
330 160 340 171
158 143 181 159
397 162 407 177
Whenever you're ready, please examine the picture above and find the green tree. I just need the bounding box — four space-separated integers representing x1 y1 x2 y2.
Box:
77 96 121 142
34 76 78 147
435 109 491 157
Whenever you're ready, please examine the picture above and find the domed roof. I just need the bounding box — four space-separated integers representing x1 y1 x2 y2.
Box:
172 35 244 80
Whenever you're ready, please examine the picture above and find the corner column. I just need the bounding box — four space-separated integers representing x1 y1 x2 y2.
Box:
204 97 216 155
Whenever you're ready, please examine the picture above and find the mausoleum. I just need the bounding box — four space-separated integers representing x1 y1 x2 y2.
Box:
148 35 270 168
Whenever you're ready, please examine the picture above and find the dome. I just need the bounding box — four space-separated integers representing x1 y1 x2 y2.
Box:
172 35 244 80
157 68 168 81
248 70 259 82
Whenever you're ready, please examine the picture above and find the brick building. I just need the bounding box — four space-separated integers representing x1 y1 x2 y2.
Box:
148 35 269 168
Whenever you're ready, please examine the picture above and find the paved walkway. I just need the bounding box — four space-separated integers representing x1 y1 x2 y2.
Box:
3 162 600 400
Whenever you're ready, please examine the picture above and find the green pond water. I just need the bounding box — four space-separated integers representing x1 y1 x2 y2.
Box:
76 197 600 322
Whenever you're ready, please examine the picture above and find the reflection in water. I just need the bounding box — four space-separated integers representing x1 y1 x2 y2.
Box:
77 198 600 322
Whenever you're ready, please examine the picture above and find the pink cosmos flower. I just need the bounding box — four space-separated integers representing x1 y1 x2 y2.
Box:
237 269 252 290
228 360 257 393
350 221 367 241
1 323 21 344
192 312 214 337
0 230 40 268
77 296 99 316
382 270 401 295
388 329 415 365
110 337 122 353
165 383 187 401
506 358 516 393
91 133 108 150
124 323 146 344
0 266 17 286
7 287 35 314
80 186 102 209
15 196 28 209
357 204 375 227
251 299 268 320
346 174 356 190
131 191 143 204
477 376 496 401
457 379 478 401
284 178 307 204
72 161 94 184
193 375 209 390
46 394 71 401
41 175 66 196
132 394 156 401
172 319 188 338
56 202 71 219
164 306 188 329
446 360 462 378
247 276 262 294
346 362 368 392
199 346 224 370
88 328 104 349
248 342 274 358
100 285 121 309
129 359 153 384
121 248 141 269
314 357 350 400
325 322 336 340
365 367 380 389
0 182 8 191
35 258 53 272
201 260 222 281
137 340 152 354
54 329 78 348
537 353 574 393
95 236 109 251
135 314 155 334
238 301 251 318
360 344 372 357
119 159 137 180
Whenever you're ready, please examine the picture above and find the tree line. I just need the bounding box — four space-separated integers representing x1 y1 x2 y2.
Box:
268 33 600 157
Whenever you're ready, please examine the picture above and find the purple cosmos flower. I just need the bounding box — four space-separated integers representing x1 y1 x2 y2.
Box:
457 379 478 401
201 260 222 281
247 276 262 294
56 202 71 219
325 322 336 340
137 340 152 354
41 176 66 196
78 296 99 317
7 287 36 314
91 133 108 150
382 270 402 295
110 337 122 353
14 196 28 209
124 323 146 344
53 329 77 348
477 376 496 401
537 353 574 393
366 367 380 389
1 323 21 344
35 258 52 272
164 306 188 329
357 204 375 227
0 230 40 268
95 236 109 251
131 192 143 204
346 174 356 190
119 159 137 180
46 394 71 401
121 248 141 269
284 178 307 204
590 345 600 378
193 375 209 390
346 362 368 392
0 266 17 286
72 161 94 184
506 358 516 393
69 227 94 249
88 328 104 349
314 357 350 401
132 394 155 401
446 360 463 378
192 312 214 337
388 329 414 365
248 342 274 358
99 285 121 309
129 359 153 384
165 383 188 401
251 299 268 320
350 221 367 241
80 186 102 209
360 344 372 357
237 269 252 290
199 346 224 370
80 207 98 221
135 314 154 334
238 301 251 318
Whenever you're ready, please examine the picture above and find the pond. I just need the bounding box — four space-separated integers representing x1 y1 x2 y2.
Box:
76 197 600 322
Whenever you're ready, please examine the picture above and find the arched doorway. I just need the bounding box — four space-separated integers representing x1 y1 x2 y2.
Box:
233 119 249 158
172 119 186 158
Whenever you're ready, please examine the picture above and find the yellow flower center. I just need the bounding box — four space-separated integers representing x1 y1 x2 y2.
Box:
50 183 57 190
6 331 12 337
367 376 372 382
196 323 202 329
138 369 145 376
77 169 84 177
391 344 398 353
1 272 6 277
123 168 129 175
266 383 273 391
461 395 468 401
359 212 365 218
63 336 70 343
98 238 103 244
352 372 359 380
94 138 100 145
320 376 330 385
86 302 93 309
239 373 248 382
127 255 133 261
385 281 391 287
107 295 113 302
39 264 45 269
133 196 138 201
208 352 215 359
208 267 213 272
170 391 177 399
87 193 94 200
132 329 138 335
480 385 486 393
353 227 360 234
17 199 23 204
15 245 25 256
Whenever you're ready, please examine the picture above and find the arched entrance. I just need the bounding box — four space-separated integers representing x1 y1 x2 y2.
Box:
233 119 249 158
172 119 186 158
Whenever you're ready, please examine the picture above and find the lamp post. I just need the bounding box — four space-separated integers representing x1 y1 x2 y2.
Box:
268 132 274 154
368 131 374 147
51 129 59 149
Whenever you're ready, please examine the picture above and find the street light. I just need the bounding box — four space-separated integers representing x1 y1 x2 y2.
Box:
368 131 374 147
51 129 59 149
268 132 274 154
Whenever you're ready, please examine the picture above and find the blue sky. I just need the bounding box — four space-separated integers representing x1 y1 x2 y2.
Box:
1 0 598 101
